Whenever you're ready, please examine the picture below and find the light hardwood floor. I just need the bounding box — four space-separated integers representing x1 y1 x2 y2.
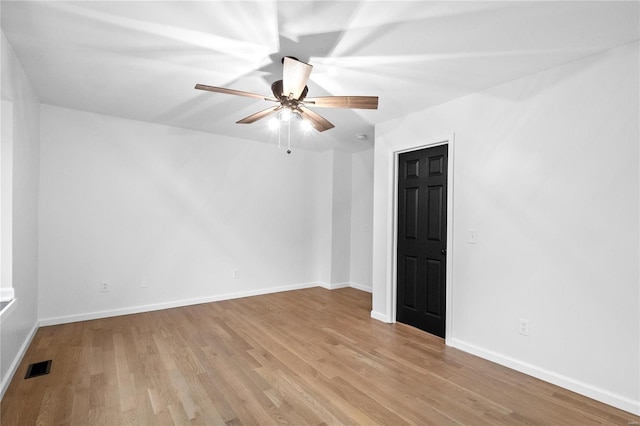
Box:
1 287 637 425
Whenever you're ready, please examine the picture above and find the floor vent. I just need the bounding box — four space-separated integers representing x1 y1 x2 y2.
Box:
24 360 52 379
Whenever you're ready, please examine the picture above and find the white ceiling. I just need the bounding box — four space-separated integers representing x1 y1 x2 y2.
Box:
2 1 639 152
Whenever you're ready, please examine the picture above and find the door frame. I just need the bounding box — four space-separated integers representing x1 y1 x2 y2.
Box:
390 136 455 342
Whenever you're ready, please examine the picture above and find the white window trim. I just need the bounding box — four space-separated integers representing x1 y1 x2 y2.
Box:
1 98 14 305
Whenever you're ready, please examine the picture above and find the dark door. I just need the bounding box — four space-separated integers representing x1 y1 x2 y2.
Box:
396 145 448 338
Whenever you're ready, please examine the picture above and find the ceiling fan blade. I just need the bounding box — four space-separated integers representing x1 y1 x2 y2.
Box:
236 105 281 124
282 57 312 100
298 106 334 132
195 84 276 101
304 96 378 110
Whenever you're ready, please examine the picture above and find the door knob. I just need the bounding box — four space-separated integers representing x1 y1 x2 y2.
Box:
441 248 447 255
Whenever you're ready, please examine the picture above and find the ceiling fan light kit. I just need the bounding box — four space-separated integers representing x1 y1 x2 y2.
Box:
195 56 378 153
270 108 314 154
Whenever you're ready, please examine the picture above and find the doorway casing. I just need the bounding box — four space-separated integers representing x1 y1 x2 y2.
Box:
387 135 455 343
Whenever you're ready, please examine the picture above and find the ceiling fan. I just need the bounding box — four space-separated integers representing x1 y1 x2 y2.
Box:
195 56 378 132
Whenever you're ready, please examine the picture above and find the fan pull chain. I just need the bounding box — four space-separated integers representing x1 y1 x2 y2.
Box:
287 118 292 154
278 120 281 149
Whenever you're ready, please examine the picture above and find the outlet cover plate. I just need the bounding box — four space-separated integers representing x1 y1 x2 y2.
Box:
518 318 530 336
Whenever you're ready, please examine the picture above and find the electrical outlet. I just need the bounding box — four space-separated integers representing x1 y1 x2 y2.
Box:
518 318 530 336
233 269 240 279
468 229 478 244
100 282 109 293
140 278 149 288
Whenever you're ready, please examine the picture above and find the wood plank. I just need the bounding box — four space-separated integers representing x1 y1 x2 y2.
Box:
1 288 637 425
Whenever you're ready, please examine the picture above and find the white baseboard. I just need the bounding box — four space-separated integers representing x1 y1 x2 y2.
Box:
317 282 350 290
350 282 372 293
40 282 373 327
317 282 372 293
370 310 390 322
39 282 319 327
39 282 374 327
448 338 640 416
1 320 38 399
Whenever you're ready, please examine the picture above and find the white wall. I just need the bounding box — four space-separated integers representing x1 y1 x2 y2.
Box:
38 105 375 324
330 150 352 285
372 41 639 414
38 105 327 323
0 31 40 396
311 150 334 285
309 147 374 290
350 148 373 291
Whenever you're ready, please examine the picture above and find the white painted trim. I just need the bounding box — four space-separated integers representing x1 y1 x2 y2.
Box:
444 135 455 343
449 338 640 416
318 282 372 293
388 136 456 337
370 310 389 322
317 282 350 290
323 282 351 290
0 297 16 323
316 282 330 290
39 282 319 326
0 288 14 303
388 150 399 322
1 99 14 308
0 318 38 399
350 282 372 293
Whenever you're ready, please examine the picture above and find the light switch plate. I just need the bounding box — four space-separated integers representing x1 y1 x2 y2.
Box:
468 230 478 244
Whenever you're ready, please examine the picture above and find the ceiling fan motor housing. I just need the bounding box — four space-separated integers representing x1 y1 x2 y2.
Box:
271 80 308 102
